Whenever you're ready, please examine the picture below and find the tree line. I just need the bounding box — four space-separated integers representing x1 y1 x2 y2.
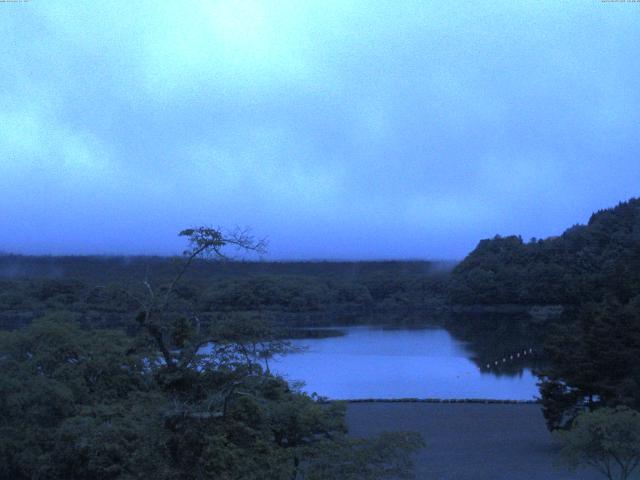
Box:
0 258 450 332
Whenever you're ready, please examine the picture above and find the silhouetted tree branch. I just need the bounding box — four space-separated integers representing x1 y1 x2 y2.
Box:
135 227 267 370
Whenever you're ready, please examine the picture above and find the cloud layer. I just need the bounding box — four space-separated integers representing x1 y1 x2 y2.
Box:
1 1 639 259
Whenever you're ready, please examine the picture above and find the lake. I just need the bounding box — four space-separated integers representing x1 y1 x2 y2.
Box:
272 326 539 400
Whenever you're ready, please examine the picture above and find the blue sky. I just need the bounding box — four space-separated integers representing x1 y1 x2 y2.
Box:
1 1 639 259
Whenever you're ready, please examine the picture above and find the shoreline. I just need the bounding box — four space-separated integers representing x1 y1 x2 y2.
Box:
330 397 539 404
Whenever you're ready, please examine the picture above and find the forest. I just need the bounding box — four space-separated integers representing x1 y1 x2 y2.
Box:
449 198 640 306
0 257 450 332
0 229 426 479
2 199 640 479
449 199 640 430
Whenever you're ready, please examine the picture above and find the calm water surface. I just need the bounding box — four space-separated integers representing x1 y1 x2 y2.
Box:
272 326 539 400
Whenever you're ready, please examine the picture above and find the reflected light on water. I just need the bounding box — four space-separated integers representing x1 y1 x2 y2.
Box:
272 326 539 400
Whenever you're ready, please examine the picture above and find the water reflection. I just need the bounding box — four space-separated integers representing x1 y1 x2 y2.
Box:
272 325 540 400
444 314 547 376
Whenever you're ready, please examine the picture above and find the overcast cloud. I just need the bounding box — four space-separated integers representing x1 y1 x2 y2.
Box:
1 1 639 259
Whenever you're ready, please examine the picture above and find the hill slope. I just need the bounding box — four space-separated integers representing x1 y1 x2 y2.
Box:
449 198 640 305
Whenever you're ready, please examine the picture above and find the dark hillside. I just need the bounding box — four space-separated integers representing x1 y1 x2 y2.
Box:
448 198 640 430
449 198 640 306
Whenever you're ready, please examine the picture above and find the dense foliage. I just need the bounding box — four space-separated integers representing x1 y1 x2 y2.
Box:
0 259 450 331
0 316 422 479
539 299 640 429
450 198 640 306
555 407 640 480
450 198 640 431
0 228 424 479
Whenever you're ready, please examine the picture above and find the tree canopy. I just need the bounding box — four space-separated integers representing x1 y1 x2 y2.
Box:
449 198 640 306
0 227 423 479
555 407 640 480
449 198 640 431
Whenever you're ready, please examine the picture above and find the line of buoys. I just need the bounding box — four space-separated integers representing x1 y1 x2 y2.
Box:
484 348 535 371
